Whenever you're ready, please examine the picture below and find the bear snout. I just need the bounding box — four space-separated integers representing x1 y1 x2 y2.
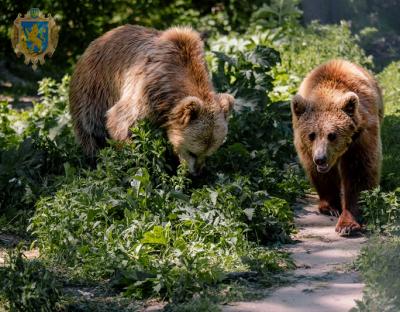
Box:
314 154 327 166
313 154 330 173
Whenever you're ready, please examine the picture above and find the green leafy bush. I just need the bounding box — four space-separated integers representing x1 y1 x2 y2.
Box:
353 236 400 312
360 188 400 232
270 21 373 102
30 121 293 301
0 247 60 312
250 0 302 29
377 61 400 189
0 76 82 234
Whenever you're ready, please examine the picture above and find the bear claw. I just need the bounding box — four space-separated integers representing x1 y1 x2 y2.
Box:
329 209 340 218
318 201 340 218
335 212 361 236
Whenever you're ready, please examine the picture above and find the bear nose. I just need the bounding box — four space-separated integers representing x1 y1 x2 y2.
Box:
314 155 327 166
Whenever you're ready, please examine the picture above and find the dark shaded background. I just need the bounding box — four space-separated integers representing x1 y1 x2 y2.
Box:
1 0 400 91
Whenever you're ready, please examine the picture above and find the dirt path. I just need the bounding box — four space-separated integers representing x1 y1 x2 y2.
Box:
0 234 39 266
223 195 366 312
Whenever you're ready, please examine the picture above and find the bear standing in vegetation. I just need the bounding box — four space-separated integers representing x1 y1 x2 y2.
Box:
291 59 383 236
69 25 234 175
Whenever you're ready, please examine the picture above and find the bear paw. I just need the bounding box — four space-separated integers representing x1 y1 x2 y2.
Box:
335 211 361 236
318 200 340 218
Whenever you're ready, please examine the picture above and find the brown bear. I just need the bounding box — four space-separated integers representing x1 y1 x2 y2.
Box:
291 59 383 236
69 25 234 176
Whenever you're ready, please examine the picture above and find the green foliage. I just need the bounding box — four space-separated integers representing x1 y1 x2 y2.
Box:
209 40 308 239
377 61 400 190
30 121 294 301
0 247 60 312
353 236 400 312
250 0 302 29
378 61 400 116
271 21 373 101
360 188 400 233
0 76 80 234
342 0 400 70
212 45 280 105
209 36 297 163
283 21 373 71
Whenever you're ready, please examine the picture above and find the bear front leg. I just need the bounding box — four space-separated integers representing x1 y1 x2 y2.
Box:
309 165 342 217
106 77 148 141
336 139 381 236
336 175 363 236
106 98 147 141
106 101 135 141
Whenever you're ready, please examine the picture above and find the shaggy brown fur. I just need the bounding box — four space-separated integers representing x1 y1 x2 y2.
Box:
291 59 383 236
69 25 234 175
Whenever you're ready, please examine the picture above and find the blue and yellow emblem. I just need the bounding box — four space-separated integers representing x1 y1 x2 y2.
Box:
12 8 59 70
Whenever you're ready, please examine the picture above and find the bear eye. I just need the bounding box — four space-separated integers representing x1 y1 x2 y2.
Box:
328 132 337 141
308 132 316 141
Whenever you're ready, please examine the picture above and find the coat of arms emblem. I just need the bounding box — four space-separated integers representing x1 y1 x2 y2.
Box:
11 8 59 70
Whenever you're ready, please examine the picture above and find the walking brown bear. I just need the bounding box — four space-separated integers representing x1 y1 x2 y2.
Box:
291 59 383 236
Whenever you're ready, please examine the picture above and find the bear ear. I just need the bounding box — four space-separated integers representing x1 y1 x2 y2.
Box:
217 93 235 118
173 96 202 126
291 94 307 117
341 92 359 117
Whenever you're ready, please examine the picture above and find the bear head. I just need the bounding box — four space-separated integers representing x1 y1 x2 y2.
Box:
166 93 234 176
291 91 361 173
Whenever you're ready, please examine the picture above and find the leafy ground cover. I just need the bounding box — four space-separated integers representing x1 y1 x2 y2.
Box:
351 62 400 312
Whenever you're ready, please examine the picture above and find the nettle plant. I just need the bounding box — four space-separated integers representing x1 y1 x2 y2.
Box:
359 187 400 233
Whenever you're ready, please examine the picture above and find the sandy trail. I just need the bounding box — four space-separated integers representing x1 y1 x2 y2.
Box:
223 195 366 312
0 233 39 266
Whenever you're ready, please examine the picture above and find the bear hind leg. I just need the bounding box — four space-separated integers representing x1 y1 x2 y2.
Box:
74 119 106 158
